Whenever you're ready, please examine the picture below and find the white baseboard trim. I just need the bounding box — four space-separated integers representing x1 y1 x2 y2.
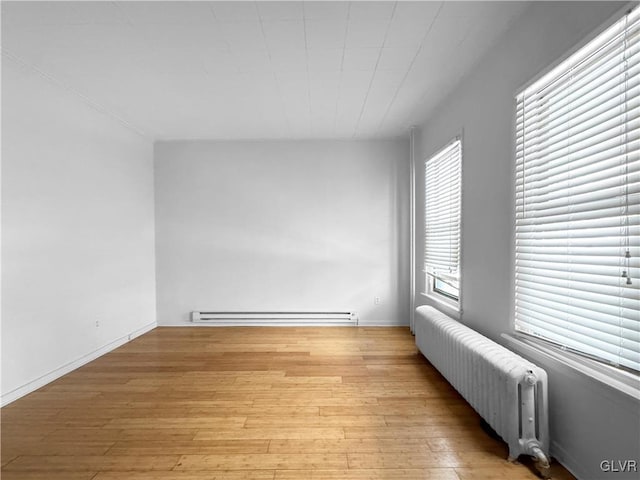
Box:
160 322 358 327
0 321 157 407
550 440 585 480
359 321 410 327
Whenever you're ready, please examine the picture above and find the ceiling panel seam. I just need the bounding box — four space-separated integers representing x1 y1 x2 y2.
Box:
1 48 147 139
353 1 397 138
257 2 291 135
375 1 444 136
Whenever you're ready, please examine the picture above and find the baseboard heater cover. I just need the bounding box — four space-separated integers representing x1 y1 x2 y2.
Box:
415 306 551 479
191 311 358 326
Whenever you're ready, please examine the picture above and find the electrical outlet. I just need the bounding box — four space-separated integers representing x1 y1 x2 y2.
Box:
95 320 100 327
374 296 381 305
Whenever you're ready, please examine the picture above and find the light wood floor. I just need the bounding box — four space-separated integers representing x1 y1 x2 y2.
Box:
1 327 576 480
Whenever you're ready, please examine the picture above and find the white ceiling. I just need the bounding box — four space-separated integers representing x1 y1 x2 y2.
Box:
1 1 530 140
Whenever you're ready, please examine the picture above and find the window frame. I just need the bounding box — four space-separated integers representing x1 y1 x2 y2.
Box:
511 4 640 378
422 137 463 311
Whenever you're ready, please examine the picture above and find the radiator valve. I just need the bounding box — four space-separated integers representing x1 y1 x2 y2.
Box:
524 371 537 385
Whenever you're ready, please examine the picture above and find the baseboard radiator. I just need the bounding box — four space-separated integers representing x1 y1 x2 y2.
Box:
191 311 358 326
415 306 551 479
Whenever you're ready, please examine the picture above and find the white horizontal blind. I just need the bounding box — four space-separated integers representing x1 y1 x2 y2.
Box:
515 7 640 371
425 140 462 292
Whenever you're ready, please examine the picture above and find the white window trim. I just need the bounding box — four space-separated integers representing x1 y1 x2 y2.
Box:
508 3 640 390
421 290 461 319
422 136 463 312
503 333 640 400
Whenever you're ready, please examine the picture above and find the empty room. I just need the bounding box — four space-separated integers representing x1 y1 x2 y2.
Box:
1 1 638 479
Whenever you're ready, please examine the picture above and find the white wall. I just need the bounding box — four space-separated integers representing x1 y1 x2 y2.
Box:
155 140 409 326
1 57 157 405
415 2 638 479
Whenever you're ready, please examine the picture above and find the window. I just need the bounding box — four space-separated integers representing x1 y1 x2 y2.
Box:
424 139 462 304
515 7 639 372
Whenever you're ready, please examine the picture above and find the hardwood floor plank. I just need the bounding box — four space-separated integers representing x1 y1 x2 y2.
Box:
94 472 276 480
105 439 270 456
219 390 336 400
2 441 115 457
244 415 386 428
273 469 460 479
267 439 433 454
187 406 320 416
455 464 576 480
252 396 379 406
193 427 345 440
0 473 97 480
383 414 481 427
103 416 247 429
344 425 480 439
347 452 462 469
42 427 198 442
427 437 507 454
174 454 348 470
236 375 343 385
320 404 459 416
376 394 456 405
44 384 159 393
2 455 180 471
283 366 372 377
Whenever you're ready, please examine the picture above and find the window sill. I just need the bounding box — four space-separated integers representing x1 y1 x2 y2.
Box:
502 333 640 401
420 292 461 320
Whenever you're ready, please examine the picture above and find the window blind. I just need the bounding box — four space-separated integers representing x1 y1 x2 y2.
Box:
425 139 462 291
515 7 640 371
